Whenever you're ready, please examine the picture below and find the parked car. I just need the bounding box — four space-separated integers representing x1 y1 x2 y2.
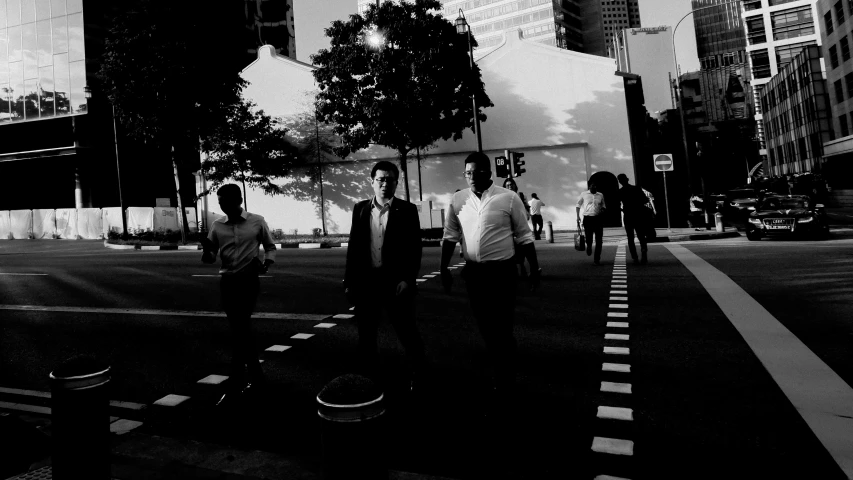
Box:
745 195 829 240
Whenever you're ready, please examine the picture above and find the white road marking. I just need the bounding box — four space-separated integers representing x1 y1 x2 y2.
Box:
607 312 628 317
609 291 626 295
333 314 354 319
601 382 632 394
153 394 190 407
605 333 629 340
611 279 627 283
448 267 457 270
591 437 634 456
597 406 633 421
0 401 51 415
666 243 853 476
291 333 314 340
265 345 291 352
593 475 632 480
604 346 630 355
430 271 441 274
0 273 47 276
609 304 628 309
197 375 228 385
423 275 436 278
607 322 629 328
0 386 50 398
314 323 336 328
348 307 355 311
602 363 630 373
0 305 328 321
416 279 427 283
110 419 144 435
609 297 628 301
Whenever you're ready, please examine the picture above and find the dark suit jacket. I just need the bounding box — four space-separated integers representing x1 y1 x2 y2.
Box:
344 197 422 294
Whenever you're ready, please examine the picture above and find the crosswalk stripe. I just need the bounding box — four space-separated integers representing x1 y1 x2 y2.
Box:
597 406 633 421
605 333 629 340
0 305 329 321
601 382 632 394
591 437 634 456
602 363 630 372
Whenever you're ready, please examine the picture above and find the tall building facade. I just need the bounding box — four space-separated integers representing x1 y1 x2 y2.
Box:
815 0 853 185
589 0 642 57
243 0 296 64
742 0 822 165
612 26 674 115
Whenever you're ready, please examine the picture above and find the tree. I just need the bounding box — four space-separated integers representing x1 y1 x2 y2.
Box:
98 0 249 242
312 0 493 202
199 99 301 207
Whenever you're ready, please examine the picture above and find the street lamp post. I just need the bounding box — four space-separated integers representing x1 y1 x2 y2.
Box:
455 9 483 153
672 0 741 227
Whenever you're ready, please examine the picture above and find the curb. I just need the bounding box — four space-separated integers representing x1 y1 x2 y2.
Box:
647 230 741 243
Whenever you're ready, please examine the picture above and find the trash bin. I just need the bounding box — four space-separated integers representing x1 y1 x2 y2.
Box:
715 212 725 232
316 374 386 480
49 355 111 480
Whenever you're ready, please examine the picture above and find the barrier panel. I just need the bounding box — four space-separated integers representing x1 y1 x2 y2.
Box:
153 207 179 232
184 207 198 233
33 209 57 239
10 210 34 239
0 211 11 239
77 208 103 239
126 207 154 233
55 209 79 239
101 207 124 236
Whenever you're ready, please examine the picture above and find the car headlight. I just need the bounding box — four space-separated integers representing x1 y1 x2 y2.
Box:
749 218 763 225
797 216 813 223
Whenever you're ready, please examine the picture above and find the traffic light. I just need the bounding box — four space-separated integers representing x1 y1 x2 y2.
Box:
494 155 510 178
510 151 526 177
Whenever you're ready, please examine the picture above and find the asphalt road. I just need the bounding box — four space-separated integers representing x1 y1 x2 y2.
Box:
1 234 852 479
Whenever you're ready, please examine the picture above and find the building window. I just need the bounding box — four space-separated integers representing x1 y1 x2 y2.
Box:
771 6 814 41
843 36 851 61
750 49 772 79
746 16 767 44
744 1 762 11
845 72 853 98
769 0 798 5
825 11 835 35
840 114 849 137
835 79 845 104
836 0 846 25
776 40 815 67
830 45 840 69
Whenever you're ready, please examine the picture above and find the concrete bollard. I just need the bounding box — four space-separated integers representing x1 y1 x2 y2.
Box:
715 212 725 232
317 374 386 480
49 355 111 480
545 221 554 243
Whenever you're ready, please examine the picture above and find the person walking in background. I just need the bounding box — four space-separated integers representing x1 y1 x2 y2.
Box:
576 181 605 265
528 193 545 240
502 177 531 277
617 173 651 264
344 161 425 392
440 152 540 404
201 184 276 405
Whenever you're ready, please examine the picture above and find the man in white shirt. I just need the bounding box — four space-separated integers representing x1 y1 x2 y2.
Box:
576 181 606 265
202 184 276 400
528 193 545 240
440 152 540 398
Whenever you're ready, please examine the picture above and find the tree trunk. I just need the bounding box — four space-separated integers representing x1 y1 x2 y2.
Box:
171 145 188 244
398 149 410 202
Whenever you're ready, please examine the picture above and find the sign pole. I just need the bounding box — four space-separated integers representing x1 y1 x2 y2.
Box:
663 170 671 231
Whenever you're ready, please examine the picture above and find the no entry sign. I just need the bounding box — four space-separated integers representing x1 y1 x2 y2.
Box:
653 154 674 172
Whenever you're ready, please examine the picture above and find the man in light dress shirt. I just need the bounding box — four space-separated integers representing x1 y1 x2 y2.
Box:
576 181 606 265
528 193 545 240
344 161 425 392
440 152 540 399
202 184 276 401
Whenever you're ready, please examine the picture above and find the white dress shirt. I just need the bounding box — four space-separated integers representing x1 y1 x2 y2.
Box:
577 191 606 219
207 210 277 275
443 184 534 263
528 198 544 215
370 196 392 268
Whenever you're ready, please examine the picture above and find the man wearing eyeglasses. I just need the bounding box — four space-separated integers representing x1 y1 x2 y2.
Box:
439 152 540 402
344 161 426 393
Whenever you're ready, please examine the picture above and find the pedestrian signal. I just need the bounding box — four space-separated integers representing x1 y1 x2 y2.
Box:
495 156 510 178
510 151 526 177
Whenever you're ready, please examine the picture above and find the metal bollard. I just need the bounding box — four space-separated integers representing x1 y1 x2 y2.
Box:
715 212 725 232
317 374 386 480
49 355 111 480
545 221 554 243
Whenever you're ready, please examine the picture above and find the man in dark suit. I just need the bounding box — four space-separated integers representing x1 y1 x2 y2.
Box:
344 161 425 391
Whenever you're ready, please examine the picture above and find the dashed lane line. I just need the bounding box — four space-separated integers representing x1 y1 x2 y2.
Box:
601 381 632 394
0 273 48 276
0 305 330 321
153 394 190 407
597 406 634 421
602 363 631 373
607 312 628 318
604 346 630 355
666 243 853 476
197 375 228 385
605 333 629 340
592 437 634 456
607 322 629 328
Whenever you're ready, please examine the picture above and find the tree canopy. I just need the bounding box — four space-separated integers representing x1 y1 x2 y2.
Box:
311 0 493 201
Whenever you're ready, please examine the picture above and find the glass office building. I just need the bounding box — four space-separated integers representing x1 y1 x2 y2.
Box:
0 0 88 124
760 45 833 174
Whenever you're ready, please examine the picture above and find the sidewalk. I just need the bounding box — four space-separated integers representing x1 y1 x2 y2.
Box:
550 226 741 246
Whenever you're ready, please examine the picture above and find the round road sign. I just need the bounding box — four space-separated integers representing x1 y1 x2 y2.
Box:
654 154 674 172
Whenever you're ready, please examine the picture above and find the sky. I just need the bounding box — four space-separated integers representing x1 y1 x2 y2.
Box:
294 0 700 72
